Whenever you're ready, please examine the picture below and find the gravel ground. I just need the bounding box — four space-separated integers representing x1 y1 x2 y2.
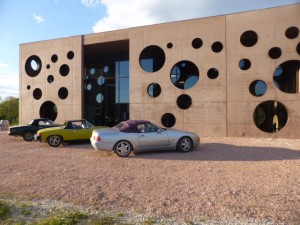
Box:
0 131 300 224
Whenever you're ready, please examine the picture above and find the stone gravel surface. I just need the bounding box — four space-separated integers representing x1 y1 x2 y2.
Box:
0 131 299 224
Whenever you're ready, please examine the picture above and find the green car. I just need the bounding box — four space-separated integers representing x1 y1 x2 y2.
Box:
36 119 102 147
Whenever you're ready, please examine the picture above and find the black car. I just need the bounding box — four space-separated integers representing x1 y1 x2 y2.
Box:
8 118 59 141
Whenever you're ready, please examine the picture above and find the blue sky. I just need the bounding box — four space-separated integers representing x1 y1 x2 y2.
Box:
0 0 299 99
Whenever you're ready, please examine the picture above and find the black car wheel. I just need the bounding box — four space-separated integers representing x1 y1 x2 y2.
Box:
47 135 62 147
23 131 34 141
177 137 192 152
114 140 132 157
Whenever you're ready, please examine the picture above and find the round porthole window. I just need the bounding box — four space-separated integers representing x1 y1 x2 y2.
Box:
239 59 251 70
97 76 105 86
253 101 288 133
33 88 42 100
47 75 54 84
273 60 300 94
25 55 42 77
240 30 258 47
211 41 223 53
147 83 161 97
67 51 74 60
249 80 267 97
40 101 58 121
207 68 219 79
51 54 58 63
139 45 165 73
59 64 70 76
285 26 299 39
161 113 176 128
177 94 192 110
268 47 282 59
96 93 104 103
58 87 68 99
170 60 199 89
192 38 203 49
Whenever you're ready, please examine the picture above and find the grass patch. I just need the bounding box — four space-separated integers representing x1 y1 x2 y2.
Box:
0 200 10 218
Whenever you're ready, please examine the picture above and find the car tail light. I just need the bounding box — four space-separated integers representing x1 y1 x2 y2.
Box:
93 135 100 142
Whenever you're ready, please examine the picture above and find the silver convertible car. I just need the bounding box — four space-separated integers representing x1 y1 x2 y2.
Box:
90 120 200 157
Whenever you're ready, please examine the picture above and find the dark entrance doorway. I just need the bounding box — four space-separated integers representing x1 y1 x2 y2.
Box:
84 40 129 127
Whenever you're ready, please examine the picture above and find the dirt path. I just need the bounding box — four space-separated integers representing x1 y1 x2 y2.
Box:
0 131 299 224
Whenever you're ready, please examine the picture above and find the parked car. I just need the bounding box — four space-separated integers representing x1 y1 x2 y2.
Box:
8 118 59 141
36 119 102 147
90 120 200 157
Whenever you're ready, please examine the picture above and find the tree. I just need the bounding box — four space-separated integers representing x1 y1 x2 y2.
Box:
0 97 19 125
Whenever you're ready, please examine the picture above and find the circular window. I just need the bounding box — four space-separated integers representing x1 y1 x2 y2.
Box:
268 47 282 59
25 55 42 77
211 41 223 53
96 93 104 103
58 87 68 99
97 76 105 86
33 88 42 100
207 68 219 79
240 30 258 47
273 60 300 94
297 42 300 55
67 51 74 60
147 83 161 97
177 94 192 110
27 85 31 90
249 80 267 97
139 45 165 73
51 54 58 63
170 60 199 89
59 64 70 76
161 113 176 128
167 43 173 49
47 75 54 84
103 66 109 73
285 26 299 39
40 101 57 121
239 59 251 70
87 84 92 91
253 101 288 133
46 64 50 69
192 38 203 49
89 68 96 75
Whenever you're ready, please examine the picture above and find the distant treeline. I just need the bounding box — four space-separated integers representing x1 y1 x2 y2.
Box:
0 96 19 125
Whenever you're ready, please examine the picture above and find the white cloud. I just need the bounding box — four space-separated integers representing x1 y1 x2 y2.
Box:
33 13 45 24
92 0 300 33
0 70 19 98
81 0 102 7
0 63 10 68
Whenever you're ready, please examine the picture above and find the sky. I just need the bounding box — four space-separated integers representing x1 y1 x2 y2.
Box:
0 0 299 99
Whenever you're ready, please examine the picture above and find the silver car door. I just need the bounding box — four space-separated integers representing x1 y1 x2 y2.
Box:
138 124 169 149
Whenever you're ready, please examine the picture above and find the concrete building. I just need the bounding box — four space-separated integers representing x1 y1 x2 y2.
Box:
20 4 300 138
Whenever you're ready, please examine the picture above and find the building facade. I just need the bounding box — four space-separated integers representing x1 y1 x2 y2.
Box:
20 4 300 138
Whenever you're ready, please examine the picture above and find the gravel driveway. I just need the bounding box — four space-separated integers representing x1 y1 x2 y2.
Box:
0 131 299 224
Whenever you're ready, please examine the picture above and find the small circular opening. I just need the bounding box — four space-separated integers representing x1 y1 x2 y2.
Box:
285 26 299 39
192 38 203 49
59 64 70 76
268 47 282 59
33 88 42 100
51 54 58 63
147 83 161 97
47 75 54 84
177 94 192 110
211 41 223 53
161 113 176 128
207 68 219 79
58 87 68 99
67 51 74 60
240 30 258 47
239 59 251 70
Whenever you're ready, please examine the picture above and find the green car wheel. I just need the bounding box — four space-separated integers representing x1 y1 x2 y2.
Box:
47 135 62 147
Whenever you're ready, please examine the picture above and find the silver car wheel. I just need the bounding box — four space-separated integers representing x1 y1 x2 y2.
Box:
47 135 62 147
177 137 192 152
114 141 132 157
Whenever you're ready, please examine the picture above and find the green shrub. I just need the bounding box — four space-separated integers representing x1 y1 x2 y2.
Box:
0 200 10 219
